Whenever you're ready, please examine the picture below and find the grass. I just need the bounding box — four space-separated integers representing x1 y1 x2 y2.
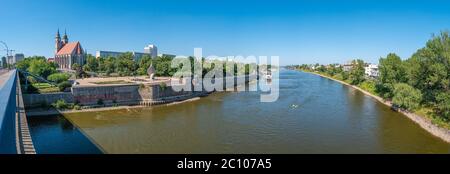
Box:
90 80 131 85
31 83 60 93
416 107 450 130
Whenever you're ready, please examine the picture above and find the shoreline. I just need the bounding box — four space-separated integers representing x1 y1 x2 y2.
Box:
26 96 204 116
303 70 450 143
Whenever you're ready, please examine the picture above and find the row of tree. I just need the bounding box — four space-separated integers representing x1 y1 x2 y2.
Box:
82 53 255 77
291 32 450 122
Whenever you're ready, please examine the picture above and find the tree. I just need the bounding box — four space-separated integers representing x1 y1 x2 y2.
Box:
47 73 70 83
392 83 422 111
85 54 98 72
116 52 137 76
348 59 365 85
24 57 57 78
137 54 152 75
104 56 116 75
377 53 407 99
71 63 81 71
406 32 450 104
436 92 450 120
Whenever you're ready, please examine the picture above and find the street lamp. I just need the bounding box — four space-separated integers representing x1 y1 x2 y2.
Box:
0 41 10 69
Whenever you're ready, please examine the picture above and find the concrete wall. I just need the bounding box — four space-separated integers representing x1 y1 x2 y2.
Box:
22 74 258 108
72 84 142 105
23 93 74 108
148 84 193 100
0 70 17 154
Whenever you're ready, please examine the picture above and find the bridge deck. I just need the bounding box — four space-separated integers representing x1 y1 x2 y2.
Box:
0 70 13 89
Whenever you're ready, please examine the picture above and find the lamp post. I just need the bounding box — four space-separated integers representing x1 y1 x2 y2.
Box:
0 41 11 69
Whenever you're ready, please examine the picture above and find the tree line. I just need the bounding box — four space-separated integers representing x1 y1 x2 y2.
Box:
290 32 450 124
82 52 256 77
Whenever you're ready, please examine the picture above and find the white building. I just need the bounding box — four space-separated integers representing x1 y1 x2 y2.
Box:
95 51 150 62
365 64 379 78
157 53 176 59
144 44 158 58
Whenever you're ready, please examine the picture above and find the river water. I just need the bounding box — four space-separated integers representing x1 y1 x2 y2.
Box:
28 69 450 153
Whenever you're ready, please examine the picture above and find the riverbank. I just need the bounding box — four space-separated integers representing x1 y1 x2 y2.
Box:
26 94 206 116
302 70 450 143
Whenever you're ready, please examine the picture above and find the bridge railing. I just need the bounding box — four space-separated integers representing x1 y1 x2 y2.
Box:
0 70 18 154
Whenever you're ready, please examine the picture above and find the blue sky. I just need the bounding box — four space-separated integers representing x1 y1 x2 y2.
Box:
1 0 449 65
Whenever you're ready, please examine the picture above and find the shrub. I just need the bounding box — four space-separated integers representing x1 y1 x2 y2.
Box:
58 81 72 92
392 83 422 111
73 105 81 110
52 99 68 109
359 80 377 95
436 92 450 120
47 73 70 84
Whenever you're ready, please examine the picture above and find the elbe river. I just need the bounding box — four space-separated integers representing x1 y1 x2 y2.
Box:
28 69 450 153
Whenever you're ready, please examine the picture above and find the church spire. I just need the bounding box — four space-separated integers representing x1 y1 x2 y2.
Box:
55 29 62 54
56 29 61 39
62 29 69 44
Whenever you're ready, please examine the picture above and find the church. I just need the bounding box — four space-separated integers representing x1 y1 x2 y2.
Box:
54 29 86 69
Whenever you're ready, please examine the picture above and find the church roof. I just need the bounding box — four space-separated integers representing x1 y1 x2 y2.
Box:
56 42 83 55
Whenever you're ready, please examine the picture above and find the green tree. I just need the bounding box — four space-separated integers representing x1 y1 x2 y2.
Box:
436 92 450 120
106 57 116 75
85 54 98 72
406 32 450 104
71 63 81 71
377 53 407 99
47 73 70 83
116 52 137 76
26 57 57 78
137 54 152 75
392 83 422 111
348 59 365 85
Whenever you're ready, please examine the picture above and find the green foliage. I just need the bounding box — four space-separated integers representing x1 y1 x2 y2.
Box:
31 83 59 93
153 55 178 77
358 80 377 95
47 73 70 83
348 59 365 85
137 54 152 75
293 31 450 126
377 53 407 99
57 81 72 91
71 63 81 71
16 56 57 78
85 54 98 72
436 92 450 120
52 99 69 109
406 32 450 104
116 52 137 76
392 83 422 111
72 63 87 78
73 105 82 110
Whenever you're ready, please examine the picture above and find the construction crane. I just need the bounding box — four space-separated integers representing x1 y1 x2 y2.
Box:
0 41 10 57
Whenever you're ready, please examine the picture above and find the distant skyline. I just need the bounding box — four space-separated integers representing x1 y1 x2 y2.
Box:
1 0 450 65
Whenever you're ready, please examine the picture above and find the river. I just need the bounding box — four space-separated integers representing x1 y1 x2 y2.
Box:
28 69 450 153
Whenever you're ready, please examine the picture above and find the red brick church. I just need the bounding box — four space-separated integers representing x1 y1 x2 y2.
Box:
54 29 86 69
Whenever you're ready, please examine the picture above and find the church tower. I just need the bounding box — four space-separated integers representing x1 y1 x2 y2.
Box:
62 29 69 45
55 29 62 54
